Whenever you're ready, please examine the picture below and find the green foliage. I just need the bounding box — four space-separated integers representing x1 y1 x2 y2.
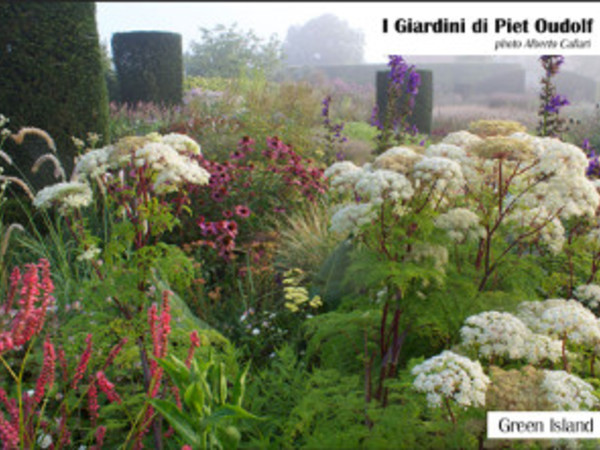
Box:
112 31 183 106
283 14 365 66
150 353 258 449
184 76 233 93
304 309 380 373
185 23 283 79
243 345 307 448
343 121 379 143
0 3 109 188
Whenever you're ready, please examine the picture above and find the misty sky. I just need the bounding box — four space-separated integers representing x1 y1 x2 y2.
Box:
96 2 403 63
96 2 594 65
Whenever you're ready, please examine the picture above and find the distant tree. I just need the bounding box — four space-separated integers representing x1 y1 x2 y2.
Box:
283 14 365 66
185 23 283 78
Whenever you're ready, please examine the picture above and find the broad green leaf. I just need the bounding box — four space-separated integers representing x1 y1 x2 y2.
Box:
149 398 201 447
232 362 250 407
202 404 261 427
184 381 205 417
157 355 190 390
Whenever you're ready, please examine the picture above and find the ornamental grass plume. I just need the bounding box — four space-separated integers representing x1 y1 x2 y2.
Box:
31 153 66 181
0 223 25 262
10 127 57 153
276 199 344 274
0 175 35 201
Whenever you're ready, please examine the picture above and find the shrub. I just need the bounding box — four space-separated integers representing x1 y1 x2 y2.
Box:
0 3 109 189
112 31 183 106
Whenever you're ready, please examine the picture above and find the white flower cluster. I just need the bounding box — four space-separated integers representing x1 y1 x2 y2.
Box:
354 169 414 205
542 176 600 219
412 350 490 409
440 130 482 150
324 161 364 195
574 284 600 310
434 208 485 243
323 160 362 180
33 181 93 213
518 299 600 346
516 299 567 330
406 242 449 272
329 203 376 235
533 139 589 177
134 142 210 193
76 246 101 262
425 143 468 164
160 133 202 155
412 156 465 193
506 206 566 254
74 133 209 194
460 311 531 360
459 311 562 364
527 334 564 364
541 370 598 411
373 146 422 173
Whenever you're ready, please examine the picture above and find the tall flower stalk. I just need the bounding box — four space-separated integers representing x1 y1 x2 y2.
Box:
374 55 421 154
321 95 347 161
537 55 569 138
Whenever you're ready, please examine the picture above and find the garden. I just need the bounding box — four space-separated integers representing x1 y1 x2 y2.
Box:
2 5 600 450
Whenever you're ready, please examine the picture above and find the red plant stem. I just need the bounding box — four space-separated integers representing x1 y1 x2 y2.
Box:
445 397 457 424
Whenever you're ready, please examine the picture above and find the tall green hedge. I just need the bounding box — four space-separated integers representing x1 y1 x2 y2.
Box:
112 31 183 106
0 2 109 189
376 70 433 135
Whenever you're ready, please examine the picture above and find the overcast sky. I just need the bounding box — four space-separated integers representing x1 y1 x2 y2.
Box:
96 2 399 63
96 2 594 63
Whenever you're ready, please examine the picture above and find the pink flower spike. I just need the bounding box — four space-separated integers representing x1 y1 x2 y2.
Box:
0 414 18 449
185 330 201 368
72 334 93 390
88 382 99 427
34 338 56 403
103 337 128 370
96 371 122 404
93 425 106 449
